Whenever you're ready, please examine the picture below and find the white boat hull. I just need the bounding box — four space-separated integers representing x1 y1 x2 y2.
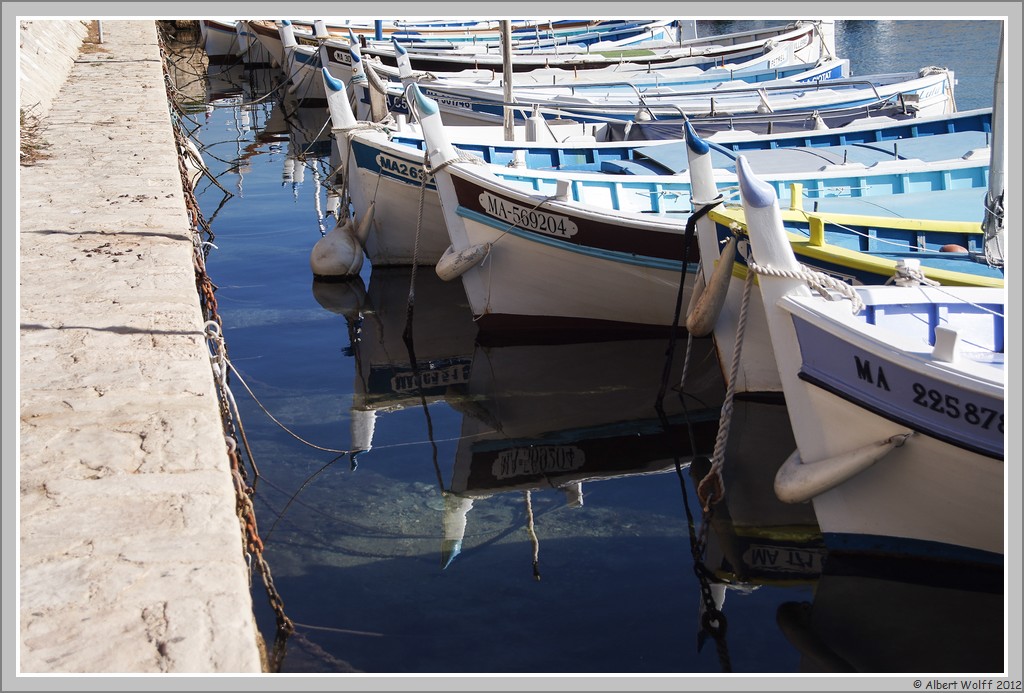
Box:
733 156 1004 565
457 208 694 331
346 144 451 266
794 379 1003 560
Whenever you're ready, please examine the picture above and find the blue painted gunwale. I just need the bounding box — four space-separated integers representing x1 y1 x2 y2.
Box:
354 108 991 180
788 310 1004 459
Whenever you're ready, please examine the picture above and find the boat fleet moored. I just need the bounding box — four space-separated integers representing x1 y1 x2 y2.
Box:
200 18 1006 571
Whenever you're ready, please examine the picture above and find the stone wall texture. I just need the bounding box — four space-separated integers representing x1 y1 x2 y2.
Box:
19 19 90 118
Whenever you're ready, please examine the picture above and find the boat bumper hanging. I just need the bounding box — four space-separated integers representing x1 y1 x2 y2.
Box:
435 243 492 281
774 432 914 504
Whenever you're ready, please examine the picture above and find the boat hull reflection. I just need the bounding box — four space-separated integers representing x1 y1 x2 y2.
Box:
778 553 1004 673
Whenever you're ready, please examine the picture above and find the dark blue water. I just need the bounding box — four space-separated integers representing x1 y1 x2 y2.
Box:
166 18 1004 676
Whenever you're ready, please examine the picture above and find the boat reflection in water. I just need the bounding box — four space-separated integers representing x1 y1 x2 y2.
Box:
308 264 1000 674
315 266 479 469
691 394 1003 674
315 266 728 571
777 552 1004 673
441 326 727 569
682 398 824 660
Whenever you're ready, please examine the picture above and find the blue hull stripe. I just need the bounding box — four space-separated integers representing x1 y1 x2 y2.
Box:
350 140 438 191
824 532 1003 567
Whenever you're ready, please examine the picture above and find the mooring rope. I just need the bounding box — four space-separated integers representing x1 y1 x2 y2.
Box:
747 257 866 313
695 264 753 511
524 490 542 581
656 197 722 409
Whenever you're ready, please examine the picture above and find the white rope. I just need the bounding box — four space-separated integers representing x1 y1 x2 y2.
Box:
983 191 1005 269
406 152 431 309
339 121 394 136
203 320 353 455
424 150 488 177
746 258 866 314
697 266 755 511
678 331 695 391
406 147 485 306
884 262 941 287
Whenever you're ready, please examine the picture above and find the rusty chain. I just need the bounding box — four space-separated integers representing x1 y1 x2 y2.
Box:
158 27 294 671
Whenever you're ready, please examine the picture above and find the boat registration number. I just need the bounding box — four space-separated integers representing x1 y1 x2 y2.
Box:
492 445 586 479
376 153 425 183
390 363 471 392
479 192 578 238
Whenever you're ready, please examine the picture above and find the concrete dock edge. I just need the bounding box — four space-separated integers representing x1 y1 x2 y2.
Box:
17 19 264 674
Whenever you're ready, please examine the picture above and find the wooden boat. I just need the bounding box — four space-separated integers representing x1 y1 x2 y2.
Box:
322 34 848 106
684 38 1005 395
356 18 678 53
368 65 957 126
401 84 992 336
275 21 329 104
685 127 1002 395
731 155 1003 565
440 332 725 566
338 32 952 136
686 403 826 649
284 17 671 49
317 265 725 568
331 75 992 275
248 18 677 69
274 20 676 105
351 20 834 74
320 266 479 464
704 195 1004 288
362 31 842 89
338 35 851 124
199 18 272 66
296 17 836 110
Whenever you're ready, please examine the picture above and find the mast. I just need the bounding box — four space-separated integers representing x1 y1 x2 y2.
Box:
501 19 515 141
981 24 1004 268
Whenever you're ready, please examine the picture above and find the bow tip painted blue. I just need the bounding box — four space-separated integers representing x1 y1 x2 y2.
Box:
683 120 709 156
322 68 344 92
736 156 777 210
410 84 439 117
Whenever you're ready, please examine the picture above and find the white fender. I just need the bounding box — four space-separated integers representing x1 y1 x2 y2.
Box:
685 263 706 322
350 408 377 456
364 58 389 96
774 432 914 504
686 235 737 337
311 276 367 319
561 482 583 509
441 493 475 569
435 243 491 282
181 136 205 189
348 407 377 469
310 218 365 278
